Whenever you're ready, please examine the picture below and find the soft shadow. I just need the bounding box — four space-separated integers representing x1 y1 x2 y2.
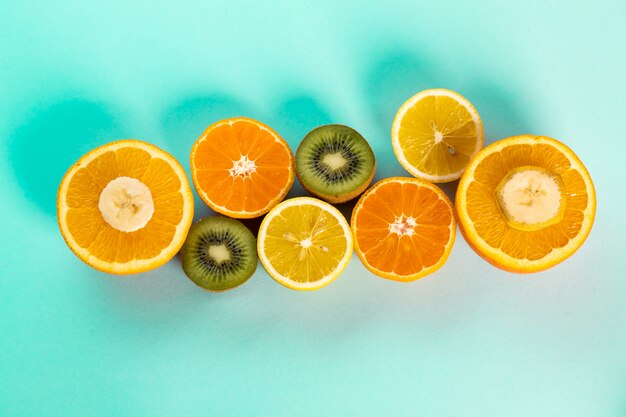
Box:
267 94 337 201
160 93 255 221
268 94 334 149
267 93 377 222
363 49 439 133
362 47 534 145
438 180 459 204
161 93 255 164
7 98 128 216
333 197 358 223
87 263 215 330
360 47 536 202
464 79 535 145
240 216 264 238
361 49 440 179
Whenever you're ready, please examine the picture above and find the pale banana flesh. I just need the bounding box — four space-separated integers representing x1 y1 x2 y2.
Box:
495 166 565 231
98 176 154 232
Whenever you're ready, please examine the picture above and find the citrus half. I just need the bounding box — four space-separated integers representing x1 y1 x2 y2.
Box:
190 117 295 218
351 177 456 281
57 140 194 274
456 135 596 273
392 89 483 182
257 197 353 290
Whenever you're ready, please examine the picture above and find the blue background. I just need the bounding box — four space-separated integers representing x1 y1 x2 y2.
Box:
1 1 625 416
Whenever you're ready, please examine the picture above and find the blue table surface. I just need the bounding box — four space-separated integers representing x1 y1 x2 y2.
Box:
1 1 625 416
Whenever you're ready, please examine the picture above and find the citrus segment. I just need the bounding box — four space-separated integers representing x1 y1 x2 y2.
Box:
258 197 353 290
191 117 295 218
392 89 483 182
456 135 595 273
57 140 194 274
351 177 456 281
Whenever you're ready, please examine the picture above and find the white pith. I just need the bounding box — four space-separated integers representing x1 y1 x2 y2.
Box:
229 155 256 178
389 215 417 237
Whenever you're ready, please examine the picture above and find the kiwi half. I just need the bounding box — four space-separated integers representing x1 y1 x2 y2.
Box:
180 216 257 292
296 124 376 203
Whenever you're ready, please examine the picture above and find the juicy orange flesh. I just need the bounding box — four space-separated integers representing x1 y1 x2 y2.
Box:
64 147 183 263
354 182 452 276
466 143 588 261
398 95 478 176
193 121 292 213
263 204 348 283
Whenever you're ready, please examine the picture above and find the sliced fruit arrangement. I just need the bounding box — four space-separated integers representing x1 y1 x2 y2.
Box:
392 88 483 183
190 117 295 218
351 177 456 281
296 124 376 203
180 216 257 291
257 197 353 290
57 140 194 274
56 90 597 288
456 135 596 273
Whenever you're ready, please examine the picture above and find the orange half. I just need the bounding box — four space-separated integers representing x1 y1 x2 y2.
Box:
57 140 194 274
456 135 596 273
351 177 456 281
190 117 295 218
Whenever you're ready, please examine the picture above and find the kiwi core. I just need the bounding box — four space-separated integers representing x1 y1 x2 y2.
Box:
98 176 154 232
495 166 565 231
322 153 347 170
208 244 231 264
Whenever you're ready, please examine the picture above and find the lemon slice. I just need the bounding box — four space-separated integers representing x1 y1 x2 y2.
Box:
257 197 353 290
392 88 484 182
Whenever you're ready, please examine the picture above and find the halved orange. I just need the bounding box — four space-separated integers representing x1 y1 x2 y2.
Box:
456 135 596 273
351 177 456 281
190 117 295 218
57 140 194 274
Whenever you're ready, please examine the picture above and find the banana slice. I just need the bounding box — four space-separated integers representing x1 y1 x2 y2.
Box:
98 176 154 232
495 166 565 231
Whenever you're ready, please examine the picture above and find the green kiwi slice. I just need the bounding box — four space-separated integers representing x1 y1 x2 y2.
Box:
296 124 376 203
180 216 257 291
